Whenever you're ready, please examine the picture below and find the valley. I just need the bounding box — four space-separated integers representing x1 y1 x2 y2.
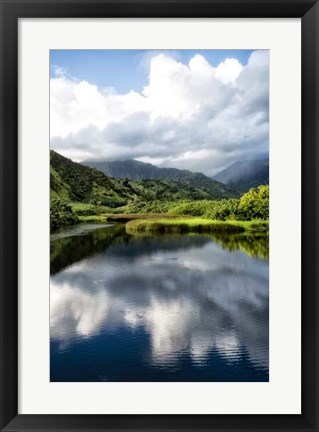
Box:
50 150 269 234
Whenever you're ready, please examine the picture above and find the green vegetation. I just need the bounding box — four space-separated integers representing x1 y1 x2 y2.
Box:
237 185 269 220
78 213 182 223
50 199 79 231
106 213 181 222
83 158 239 198
122 185 269 221
50 150 269 232
70 202 110 216
50 150 237 210
126 218 268 235
78 215 109 222
51 150 128 207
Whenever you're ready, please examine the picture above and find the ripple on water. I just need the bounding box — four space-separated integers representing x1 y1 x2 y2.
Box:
50 228 269 382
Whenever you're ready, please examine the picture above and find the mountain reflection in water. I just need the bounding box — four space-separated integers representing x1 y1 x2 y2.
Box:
50 223 269 382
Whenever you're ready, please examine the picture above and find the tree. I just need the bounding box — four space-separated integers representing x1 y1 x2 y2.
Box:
238 185 269 220
50 199 79 231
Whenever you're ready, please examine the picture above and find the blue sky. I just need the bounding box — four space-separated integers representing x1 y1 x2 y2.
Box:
50 49 254 93
50 49 268 174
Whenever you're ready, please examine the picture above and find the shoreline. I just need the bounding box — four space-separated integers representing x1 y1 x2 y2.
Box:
75 214 269 235
125 218 268 234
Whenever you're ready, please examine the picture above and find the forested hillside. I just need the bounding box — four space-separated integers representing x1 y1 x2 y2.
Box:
51 150 237 208
82 158 237 197
50 151 268 232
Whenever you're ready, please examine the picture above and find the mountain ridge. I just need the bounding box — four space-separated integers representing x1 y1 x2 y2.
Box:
81 158 238 196
83 158 206 180
50 150 238 208
213 158 269 192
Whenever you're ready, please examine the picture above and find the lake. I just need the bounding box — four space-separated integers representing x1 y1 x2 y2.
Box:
50 223 269 382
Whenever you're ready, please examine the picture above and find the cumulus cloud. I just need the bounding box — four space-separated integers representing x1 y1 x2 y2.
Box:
50 50 269 175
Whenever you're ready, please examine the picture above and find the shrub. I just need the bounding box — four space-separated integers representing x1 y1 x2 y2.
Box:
121 186 269 221
50 199 79 231
237 185 269 220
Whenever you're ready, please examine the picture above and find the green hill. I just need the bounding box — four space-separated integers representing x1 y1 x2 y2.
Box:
50 150 238 208
82 158 238 197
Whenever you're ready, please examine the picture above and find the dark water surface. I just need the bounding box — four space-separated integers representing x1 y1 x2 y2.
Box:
50 223 269 382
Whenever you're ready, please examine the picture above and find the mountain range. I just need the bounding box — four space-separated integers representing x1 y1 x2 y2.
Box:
213 159 269 191
50 150 237 208
83 158 234 191
83 157 268 193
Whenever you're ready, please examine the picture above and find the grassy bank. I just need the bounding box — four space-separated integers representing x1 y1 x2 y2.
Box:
79 213 182 223
51 185 269 231
126 218 268 235
79 214 109 222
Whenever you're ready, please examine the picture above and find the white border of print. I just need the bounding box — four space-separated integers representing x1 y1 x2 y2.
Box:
18 18 301 414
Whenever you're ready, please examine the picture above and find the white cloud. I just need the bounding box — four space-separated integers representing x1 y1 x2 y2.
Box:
50 50 269 175
51 64 68 78
214 58 243 84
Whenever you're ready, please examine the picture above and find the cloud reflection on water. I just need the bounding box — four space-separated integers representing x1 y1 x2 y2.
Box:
50 235 268 370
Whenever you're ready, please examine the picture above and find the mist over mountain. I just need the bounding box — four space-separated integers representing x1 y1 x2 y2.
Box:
51 151 237 208
82 159 237 196
213 159 269 192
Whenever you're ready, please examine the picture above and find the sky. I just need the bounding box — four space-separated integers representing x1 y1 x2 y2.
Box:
50 49 269 176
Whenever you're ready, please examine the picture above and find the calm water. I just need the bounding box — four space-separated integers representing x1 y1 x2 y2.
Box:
50 223 269 382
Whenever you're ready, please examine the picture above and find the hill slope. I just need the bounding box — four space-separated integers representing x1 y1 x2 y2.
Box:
82 158 237 197
213 159 269 192
50 151 237 208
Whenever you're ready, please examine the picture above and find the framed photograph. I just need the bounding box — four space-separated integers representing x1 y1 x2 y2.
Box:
0 0 318 431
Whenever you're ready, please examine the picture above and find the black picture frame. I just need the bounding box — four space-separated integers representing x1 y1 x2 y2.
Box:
0 0 318 431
